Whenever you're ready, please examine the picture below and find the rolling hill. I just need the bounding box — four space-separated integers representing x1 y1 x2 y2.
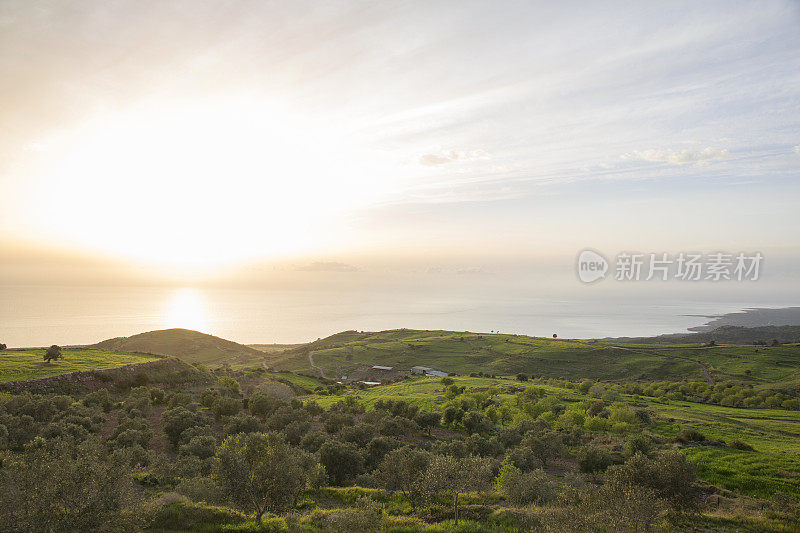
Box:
271 328 800 387
90 328 268 366
606 325 800 345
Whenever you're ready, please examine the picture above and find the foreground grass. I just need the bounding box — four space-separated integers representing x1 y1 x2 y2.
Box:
0 349 160 382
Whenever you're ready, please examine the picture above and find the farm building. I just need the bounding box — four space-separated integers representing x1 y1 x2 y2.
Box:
411 366 432 374
372 365 393 371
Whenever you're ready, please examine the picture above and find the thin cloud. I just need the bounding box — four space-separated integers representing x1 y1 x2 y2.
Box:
294 261 359 272
419 149 490 167
622 147 731 166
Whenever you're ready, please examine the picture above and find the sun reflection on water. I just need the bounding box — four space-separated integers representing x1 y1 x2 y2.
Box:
162 288 210 333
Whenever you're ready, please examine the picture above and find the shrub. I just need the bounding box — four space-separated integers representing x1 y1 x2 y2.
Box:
319 440 364 485
300 431 329 453
180 435 217 460
674 427 705 443
729 439 755 451
324 412 354 434
281 420 311 445
578 445 612 474
624 434 653 457
341 424 375 447
605 450 697 510
496 460 555 505
83 388 113 412
161 407 209 448
224 414 262 436
0 438 142 531
216 376 241 397
462 411 492 435
212 397 242 419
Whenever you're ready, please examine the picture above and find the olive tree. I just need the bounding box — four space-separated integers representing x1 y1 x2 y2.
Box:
374 447 431 510
422 455 494 525
43 345 62 363
213 432 319 520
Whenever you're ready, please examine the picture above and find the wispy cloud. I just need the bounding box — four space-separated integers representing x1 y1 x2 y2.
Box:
419 149 490 167
622 147 731 166
294 261 359 272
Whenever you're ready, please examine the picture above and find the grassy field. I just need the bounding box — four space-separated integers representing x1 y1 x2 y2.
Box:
272 329 800 386
645 399 800 497
0 349 161 382
304 374 800 499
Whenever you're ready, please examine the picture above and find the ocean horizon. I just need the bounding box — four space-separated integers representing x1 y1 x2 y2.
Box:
1 284 795 348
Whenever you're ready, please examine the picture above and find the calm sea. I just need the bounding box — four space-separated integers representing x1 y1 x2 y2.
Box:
1 283 794 348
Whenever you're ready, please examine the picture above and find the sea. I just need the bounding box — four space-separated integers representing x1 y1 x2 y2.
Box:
1 283 797 348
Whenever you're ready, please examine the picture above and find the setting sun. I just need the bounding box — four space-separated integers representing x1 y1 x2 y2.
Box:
25 99 398 267
162 288 210 332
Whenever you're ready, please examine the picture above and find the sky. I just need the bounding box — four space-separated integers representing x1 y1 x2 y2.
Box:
0 0 799 288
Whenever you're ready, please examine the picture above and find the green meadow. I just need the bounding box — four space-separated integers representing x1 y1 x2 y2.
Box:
0 349 160 382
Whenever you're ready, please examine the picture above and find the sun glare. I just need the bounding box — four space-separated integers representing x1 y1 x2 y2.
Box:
162 288 210 333
31 99 398 269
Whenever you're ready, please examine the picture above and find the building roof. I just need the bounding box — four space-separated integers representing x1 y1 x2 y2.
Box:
372 365 393 371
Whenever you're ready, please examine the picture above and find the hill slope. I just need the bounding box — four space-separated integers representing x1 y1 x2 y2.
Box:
272 328 800 387
90 328 266 366
607 325 800 345
271 329 702 381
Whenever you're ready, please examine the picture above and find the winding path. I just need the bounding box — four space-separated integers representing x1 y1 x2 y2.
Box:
308 350 328 379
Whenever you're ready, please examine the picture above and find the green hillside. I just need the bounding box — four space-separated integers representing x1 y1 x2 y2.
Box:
0 348 160 382
272 329 800 387
608 325 800 345
90 328 268 366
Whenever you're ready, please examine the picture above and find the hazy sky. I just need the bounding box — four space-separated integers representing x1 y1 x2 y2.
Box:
1 0 799 284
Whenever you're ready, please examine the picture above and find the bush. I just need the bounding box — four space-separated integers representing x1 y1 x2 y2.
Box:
319 440 364 485
496 459 555 505
605 450 697 510
308 496 382 532
212 397 242 419
341 424 375 447
0 438 142 531
180 435 217 460
224 414 262 436
624 434 652 457
161 407 209 448
83 388 112 412
578 445 612 474
673 427 705 443
324 412 354 434
729 439 755 451
462 411 492 435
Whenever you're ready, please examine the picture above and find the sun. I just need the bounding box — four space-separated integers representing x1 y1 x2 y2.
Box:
30 98 395 269
162 288 210 333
